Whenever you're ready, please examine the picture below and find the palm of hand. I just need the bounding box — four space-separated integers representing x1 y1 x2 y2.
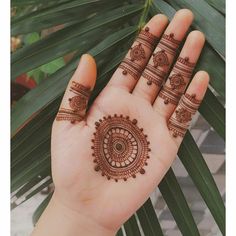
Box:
51 10 208 233
52 84 178 230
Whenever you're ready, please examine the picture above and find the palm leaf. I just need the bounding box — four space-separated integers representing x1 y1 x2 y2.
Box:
179 131 225 234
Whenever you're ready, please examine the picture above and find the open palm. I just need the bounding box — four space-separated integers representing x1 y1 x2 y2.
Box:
51 10 209 234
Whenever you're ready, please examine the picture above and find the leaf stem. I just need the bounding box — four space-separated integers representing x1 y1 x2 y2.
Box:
138 0 153 30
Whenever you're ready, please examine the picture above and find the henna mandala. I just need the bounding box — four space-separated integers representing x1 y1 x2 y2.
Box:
142 64 166 86
130 43 146 62
153 50 169 68
158 33 181 56
169 73 186 91
168 93 201 137
91 115 151 182
119 58 143 80
56 81 91 123
118 27 158 80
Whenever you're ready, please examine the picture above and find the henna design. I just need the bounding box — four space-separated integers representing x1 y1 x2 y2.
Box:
118 27 158 80
130 43 146 62
56 81 91 123
136 27 159 51
159 57 195 105
158 85 182 105
91 115 150 182
168 93 201 137
169 73 186 91
142 64 167 86
158 33 181 56
172 57 195 79
119 58 143 80
153 50 169 68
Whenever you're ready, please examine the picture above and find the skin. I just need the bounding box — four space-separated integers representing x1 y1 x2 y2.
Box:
32 9 210 236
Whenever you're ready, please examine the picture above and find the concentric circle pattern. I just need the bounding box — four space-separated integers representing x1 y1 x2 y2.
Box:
91 115 150 182
69 95 87 111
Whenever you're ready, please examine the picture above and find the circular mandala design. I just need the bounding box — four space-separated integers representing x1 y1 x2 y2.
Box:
69 95 87 111
130 44 146 62
169 73 186 90
91 115 150 181
153 50 169 67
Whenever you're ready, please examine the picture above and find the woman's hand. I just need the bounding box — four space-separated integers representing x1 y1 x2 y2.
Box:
32 9 209 236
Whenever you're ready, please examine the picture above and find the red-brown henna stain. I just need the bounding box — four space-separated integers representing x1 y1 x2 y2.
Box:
158 33 181 56
142 33 180 87
56 81 91 123
130 43 146 62
118 27 158 80
168 93 201 137
91 115 150 182
159 57 196 105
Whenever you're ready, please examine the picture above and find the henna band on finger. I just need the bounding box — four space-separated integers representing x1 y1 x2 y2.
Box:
118 27 158 80
158 33 181 56
168 93 201 137
142 64 167 86
56 81 91 124
159 57 195 105
91 114 151 182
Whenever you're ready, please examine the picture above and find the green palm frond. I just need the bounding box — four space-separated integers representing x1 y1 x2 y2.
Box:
11 0 225 235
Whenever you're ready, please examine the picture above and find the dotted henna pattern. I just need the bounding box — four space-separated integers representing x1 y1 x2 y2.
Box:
153 50 169 68
169 73 186 91
159 57 195 105
91 115 151 182
56 81 91 124
130 43 146 62
118 27 158 80
168 93 201 137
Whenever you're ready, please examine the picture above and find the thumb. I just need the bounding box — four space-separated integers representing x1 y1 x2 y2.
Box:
55 54 97 125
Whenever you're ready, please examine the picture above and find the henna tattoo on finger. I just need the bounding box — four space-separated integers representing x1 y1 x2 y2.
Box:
159 57 196 105
118 27 158 80
91 114 151 182
141 33 180 87
136 27 159 51
119 58 143 80
158 33 181 56
56 81 91 124
142 64 167 86
168 93 201 137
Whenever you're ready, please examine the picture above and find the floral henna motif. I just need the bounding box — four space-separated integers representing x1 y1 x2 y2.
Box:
118 27 158 80
56 81 91 123
91 115 151 182
159 56 195 105
168 93 201 137
153 50 169 68
130 43 146 62
142 33 180 87
169 73 186 90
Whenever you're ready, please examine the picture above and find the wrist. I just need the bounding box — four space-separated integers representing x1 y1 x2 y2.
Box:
32 192 116 236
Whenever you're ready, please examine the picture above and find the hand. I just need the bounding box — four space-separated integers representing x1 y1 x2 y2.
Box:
32 9 209 236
